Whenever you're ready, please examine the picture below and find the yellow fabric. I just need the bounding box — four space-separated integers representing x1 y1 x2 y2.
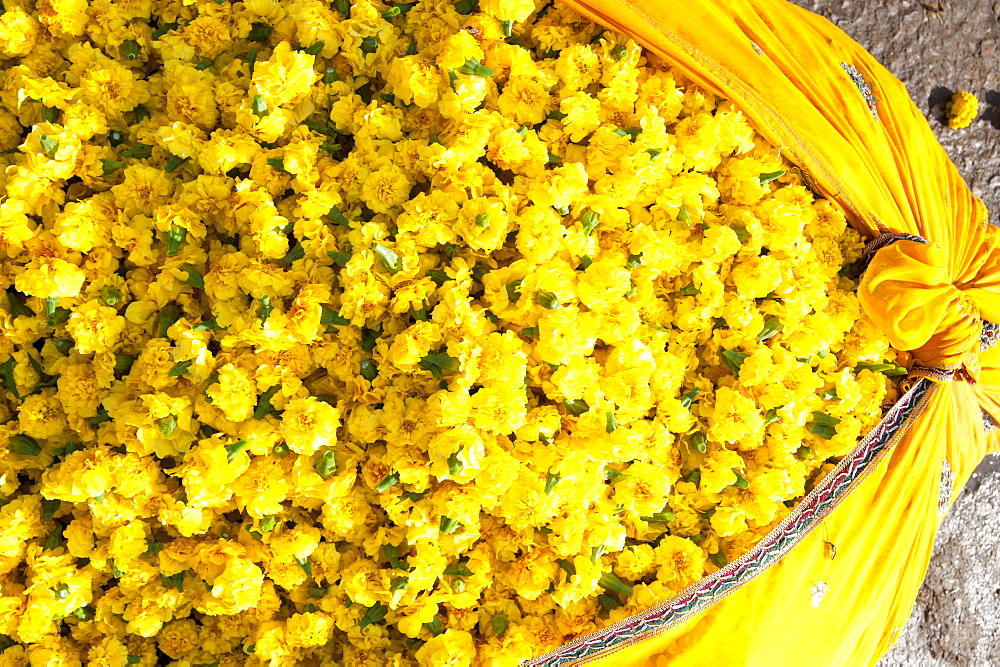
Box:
548 0 1000 664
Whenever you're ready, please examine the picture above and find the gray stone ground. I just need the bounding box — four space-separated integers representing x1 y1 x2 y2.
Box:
786 0 1000 664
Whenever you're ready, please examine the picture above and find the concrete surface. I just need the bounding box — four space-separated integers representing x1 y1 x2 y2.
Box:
786 1 1000 663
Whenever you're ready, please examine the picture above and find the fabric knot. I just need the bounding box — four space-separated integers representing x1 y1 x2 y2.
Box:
857 233 983 372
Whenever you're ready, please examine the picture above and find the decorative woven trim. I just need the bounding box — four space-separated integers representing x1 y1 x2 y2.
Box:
855 231 928 275
983 409 999 434
908 365 960 383
840 62 879 121
981 321 999 352
525 379 934 666
937 458 954 517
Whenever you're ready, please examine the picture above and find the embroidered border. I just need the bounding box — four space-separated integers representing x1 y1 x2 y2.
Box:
984 409 999 434
525 379 934 666
840 62 879 121
981 321 999 351
855 231 928 275
937 458 954 517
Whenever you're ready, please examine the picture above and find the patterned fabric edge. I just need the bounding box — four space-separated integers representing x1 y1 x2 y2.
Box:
523 379 934 666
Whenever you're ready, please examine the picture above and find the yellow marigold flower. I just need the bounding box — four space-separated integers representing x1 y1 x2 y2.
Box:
14 257 86 299
205 554 265 615
66 300 126 354
279 396 340 455
284 611 334 648
79 63 150 116
653 535 706 588
111 165 174 217
730 254 783 299
415 629 476 667
205 364 257 423
498 75 553 126
109 520 148 568
17 391 67 440
947 90 979 129
252 41 319 109
0 9 40 56
362 163 413 215
157 619 200 660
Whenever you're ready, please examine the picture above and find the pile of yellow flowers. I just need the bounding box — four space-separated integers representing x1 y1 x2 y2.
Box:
0 0 905 664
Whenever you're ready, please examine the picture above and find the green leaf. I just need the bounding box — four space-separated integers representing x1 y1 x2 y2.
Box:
225 440 247 462
424 615 443 635
375 472 400 493
679 282 700 297
563 399 590 416
758 170 785 185
454 0 478 14
162 572 184 592
646 147 664 160
677 387 700 408
373 243 401 274
691 433 707 453
251 95 269 119
158 303 180 338
361 326 382 352
73 606 95 621
763 408 780 426
419 353 460 381
520 326 539 339
439 516 460 534
854 362 908 377
101 159 125 175
359 602 388 628
10 434 41 456
556 558 576 577
722 349 750 378
259 515 278 532
733 471 750 489
192 319 224 331
757 315 782 341
196 59 213 70
253 385 281 419
257 294 273 322
492 613 508 638
641 511 676 523
457 57 494 77
443 563 474 577
166 224 186 257
42 498 60 519
168 360 193 377
709 550 728 568
544 471 560 495
45 524 64 550
121 143 153 159
315 450 337 479
295 555 312 577
611 44 628 60
687 468 702 488
534 290 561 309
447 451 463 477
677 205 691 224
599 593 623 611
157 415 177 436
809 411 841 427
122 39 141 60
598 572 633 596
796 445 815 460
85 406 111 425
248 22 273 42
359 359 378 382
580 208 600 236
605 410 618 433
39 134 59 158
303 40 325 55
334 0 350 17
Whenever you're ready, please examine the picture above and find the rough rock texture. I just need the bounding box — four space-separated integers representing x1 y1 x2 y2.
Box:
786 0 1000 662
